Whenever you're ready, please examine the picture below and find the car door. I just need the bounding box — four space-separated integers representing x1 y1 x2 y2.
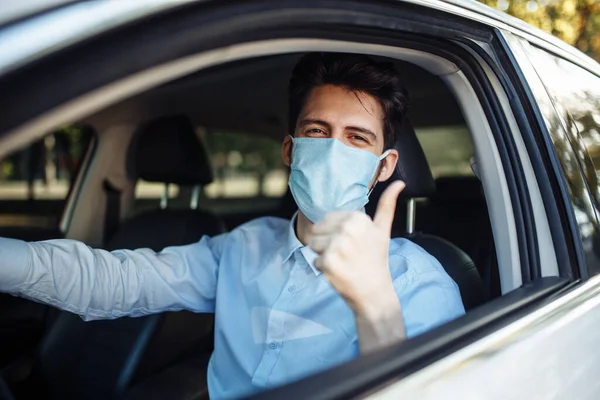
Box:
0 1 596 399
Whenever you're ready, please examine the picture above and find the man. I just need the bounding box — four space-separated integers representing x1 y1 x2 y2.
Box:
0 53 464 398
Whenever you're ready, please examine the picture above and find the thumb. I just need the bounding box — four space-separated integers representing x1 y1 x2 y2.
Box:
373 180 406 234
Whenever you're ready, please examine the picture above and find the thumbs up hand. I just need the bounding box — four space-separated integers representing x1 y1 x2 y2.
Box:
310 180 407 352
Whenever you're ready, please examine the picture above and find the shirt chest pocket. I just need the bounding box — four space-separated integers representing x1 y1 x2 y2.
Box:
298 321 357 366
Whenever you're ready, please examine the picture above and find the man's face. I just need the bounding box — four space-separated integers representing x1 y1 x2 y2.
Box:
282 84 398 183
295 84 386 154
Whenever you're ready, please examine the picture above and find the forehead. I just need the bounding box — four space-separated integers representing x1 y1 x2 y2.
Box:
299 85 384 132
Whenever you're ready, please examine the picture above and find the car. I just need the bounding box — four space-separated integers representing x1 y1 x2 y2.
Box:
0 0 599 399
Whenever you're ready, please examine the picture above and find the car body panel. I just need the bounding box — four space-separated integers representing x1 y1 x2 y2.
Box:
0 0 75 27
368 274 600 400
0 0 598 78
0 0 196 75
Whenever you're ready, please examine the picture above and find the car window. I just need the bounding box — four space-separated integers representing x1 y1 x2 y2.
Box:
202 130 287 200
414 125 474 178
133 130 288 218
530 50 600 210
0 126 94 230
523 45 600 275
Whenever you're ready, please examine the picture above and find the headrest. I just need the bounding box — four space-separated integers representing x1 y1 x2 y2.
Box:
391 118 436 198
433 176 483 202
130 115 213 185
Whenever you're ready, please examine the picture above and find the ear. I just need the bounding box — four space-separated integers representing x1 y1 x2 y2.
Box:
377 149 398 182
282 135 293 167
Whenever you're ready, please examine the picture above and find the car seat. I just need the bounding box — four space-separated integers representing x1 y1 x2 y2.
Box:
366 118 488 310
27 116 223 400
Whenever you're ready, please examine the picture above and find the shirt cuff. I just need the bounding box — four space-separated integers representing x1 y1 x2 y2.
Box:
0 237 32 292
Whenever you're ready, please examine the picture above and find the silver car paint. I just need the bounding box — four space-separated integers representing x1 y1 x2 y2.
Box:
369 275 600 399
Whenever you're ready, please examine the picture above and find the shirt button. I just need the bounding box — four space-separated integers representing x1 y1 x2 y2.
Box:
287 285 296 293
269 341 278 349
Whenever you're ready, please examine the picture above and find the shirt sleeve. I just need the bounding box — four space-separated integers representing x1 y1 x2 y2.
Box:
396 270 465 338
0 234 228 321
389 240 466 338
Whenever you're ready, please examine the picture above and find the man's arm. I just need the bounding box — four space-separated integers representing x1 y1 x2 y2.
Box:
0 234 225 320
310 181 408 354
352 285 406 353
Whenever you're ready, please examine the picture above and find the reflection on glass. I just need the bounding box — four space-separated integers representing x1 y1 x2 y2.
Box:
528 46 600 275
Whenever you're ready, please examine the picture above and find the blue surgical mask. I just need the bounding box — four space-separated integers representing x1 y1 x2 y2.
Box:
288 136 391 223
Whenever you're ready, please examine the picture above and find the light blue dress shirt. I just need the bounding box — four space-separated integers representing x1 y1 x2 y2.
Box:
0 214 465 399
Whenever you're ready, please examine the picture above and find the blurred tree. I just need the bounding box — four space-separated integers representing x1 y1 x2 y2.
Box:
478 0 600 61
0 125 92 183
202 130 284 197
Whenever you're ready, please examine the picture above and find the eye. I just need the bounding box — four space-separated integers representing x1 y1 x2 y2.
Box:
351 135 368 143
307 128 326 135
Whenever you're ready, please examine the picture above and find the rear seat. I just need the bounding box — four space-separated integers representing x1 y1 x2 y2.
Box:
416 176 499 300
419 177 489 262
27 116 223 400
369 118 487 310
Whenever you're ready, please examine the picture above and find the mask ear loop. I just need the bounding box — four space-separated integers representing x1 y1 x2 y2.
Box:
367 149 392 197
286 135 295 166
367 183 378 197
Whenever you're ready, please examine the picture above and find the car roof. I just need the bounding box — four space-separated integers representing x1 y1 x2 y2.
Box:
438 0 598 72
85 53 464 138
0 0 597 77
0 0 547 34
0 0 77 27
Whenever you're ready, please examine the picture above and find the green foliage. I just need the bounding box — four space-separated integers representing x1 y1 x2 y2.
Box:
0 125 92 181
59 124 90 161
478 0 600 61
203 131 284 173
0 161 13 179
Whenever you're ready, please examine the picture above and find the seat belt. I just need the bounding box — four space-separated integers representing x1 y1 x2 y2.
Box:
103 180 121 245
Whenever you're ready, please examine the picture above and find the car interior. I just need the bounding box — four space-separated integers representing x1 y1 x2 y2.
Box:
0 52 500 399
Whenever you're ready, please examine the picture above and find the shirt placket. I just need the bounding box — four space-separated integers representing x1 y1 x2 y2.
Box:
251 252 304 387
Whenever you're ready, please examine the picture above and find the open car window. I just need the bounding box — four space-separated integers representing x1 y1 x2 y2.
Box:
133 130 288 229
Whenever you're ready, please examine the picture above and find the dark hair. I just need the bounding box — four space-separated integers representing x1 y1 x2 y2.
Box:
288 52 409 150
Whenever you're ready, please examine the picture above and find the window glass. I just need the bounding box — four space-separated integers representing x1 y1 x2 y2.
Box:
202 131 287 199
530 50 600 209
415 125 474 178
132 130 288 217
0 126 94 229
133 181 181 216
135 182 180 200
524 44 600 275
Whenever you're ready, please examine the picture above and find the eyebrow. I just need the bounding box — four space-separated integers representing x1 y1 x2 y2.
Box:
299 119 379 141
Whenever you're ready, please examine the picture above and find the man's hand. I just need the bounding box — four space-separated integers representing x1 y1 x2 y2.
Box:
309 180 407 353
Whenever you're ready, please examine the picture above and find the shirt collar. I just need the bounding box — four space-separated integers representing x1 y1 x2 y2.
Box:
283 212 321 276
